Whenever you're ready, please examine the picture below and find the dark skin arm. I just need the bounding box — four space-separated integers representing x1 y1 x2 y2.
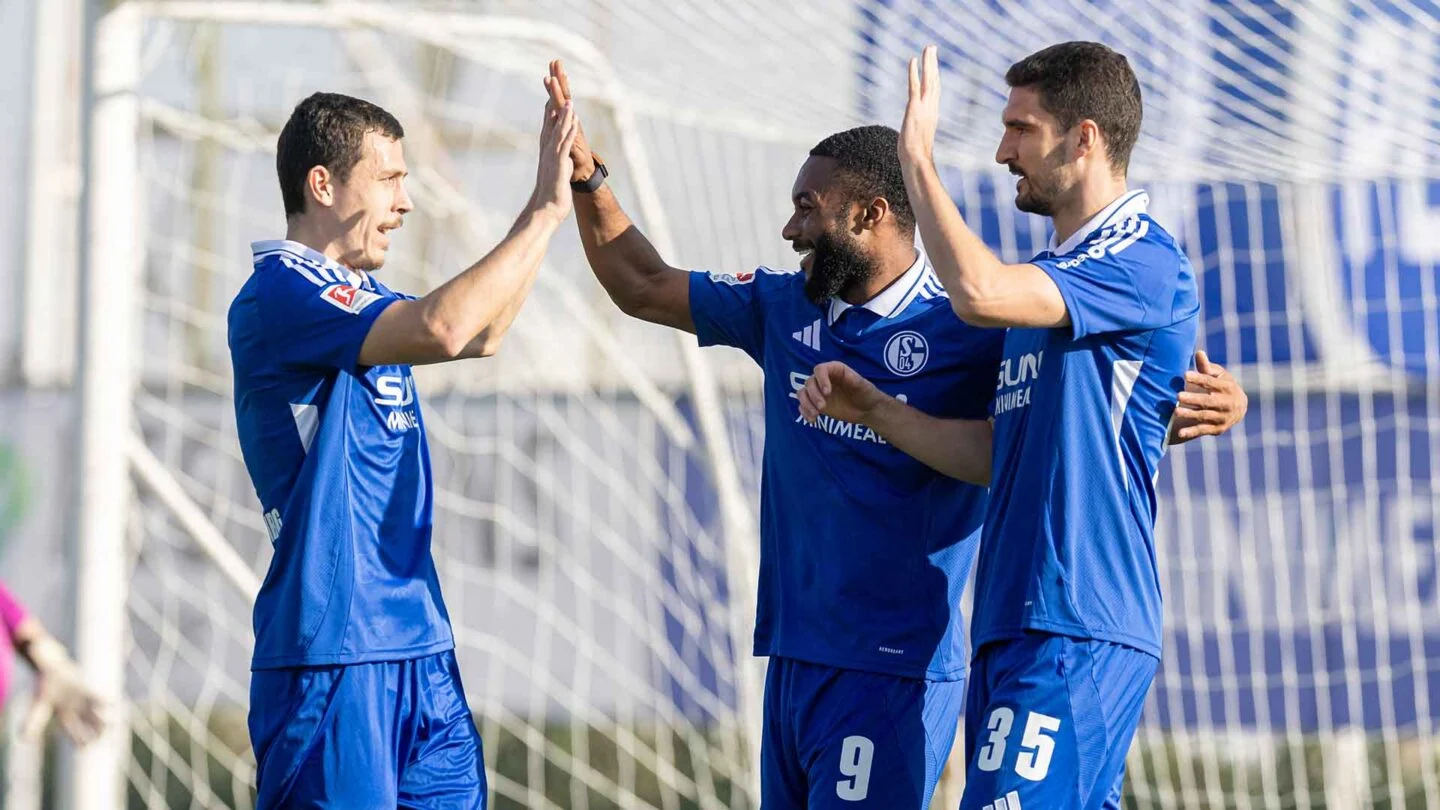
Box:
547 60 695 333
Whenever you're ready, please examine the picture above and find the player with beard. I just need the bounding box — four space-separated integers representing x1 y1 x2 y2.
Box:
546 62 1244 808
799 43 1247 808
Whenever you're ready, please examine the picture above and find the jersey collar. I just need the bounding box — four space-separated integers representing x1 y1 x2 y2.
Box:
1047 189 1150 256
251 239 376 291
826 250 932 325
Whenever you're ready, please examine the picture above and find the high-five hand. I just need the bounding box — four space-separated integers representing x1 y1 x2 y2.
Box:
534 79 580 218
899 44 942 167
545 60 600 184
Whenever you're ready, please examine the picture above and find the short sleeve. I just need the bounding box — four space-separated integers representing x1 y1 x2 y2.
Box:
688 268 770 362
1032 216 1186 340
260 275 396 373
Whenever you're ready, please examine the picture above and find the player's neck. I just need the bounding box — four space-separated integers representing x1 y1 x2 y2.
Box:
1049 174 1129 248
839 246 919 307
285 219 351 269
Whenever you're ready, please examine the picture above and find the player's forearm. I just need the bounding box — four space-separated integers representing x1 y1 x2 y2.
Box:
419 201 563 357
863 395 993 485
902 160 1011 325
455 263 542 358
12 617 59 670
574 185 674 317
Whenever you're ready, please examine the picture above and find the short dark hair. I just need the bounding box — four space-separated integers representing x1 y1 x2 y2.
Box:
276 92 405 217
1005 42 1142 175
808 125 914 232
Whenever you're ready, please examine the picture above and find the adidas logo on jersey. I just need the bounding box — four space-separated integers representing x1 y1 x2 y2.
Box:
792 318 821 350
982 790 1022 810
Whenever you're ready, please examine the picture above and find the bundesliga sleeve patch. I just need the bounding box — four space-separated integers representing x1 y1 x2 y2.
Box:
319 283 382 314
707 270 755 285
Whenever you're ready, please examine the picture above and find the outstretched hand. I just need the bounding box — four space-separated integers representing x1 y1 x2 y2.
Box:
544 60 600 184
899 44 942 168
533 66 582 219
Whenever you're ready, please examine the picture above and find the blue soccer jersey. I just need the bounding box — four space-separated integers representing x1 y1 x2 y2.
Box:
971 190 1199 658
690 253 1003 681
229 240 453 670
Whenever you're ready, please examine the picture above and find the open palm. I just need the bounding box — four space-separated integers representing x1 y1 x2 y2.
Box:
899 45 942 166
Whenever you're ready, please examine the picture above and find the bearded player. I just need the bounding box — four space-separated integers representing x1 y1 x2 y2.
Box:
548 62 1244 808
799 43 1243 809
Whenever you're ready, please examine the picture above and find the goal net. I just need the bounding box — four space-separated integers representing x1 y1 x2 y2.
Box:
69 1 1440 809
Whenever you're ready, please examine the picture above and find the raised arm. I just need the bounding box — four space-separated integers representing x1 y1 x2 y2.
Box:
899 46 1068 329
548 61 695 333
796 361 993 485
357 88 579 366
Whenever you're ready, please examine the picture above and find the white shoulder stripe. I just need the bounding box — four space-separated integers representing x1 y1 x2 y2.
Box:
915 273 948 301
1106 217 1149 255
310 261 338 283
1089 216 1138 256
264 250 358 288
251 248 295 265
277 255 327 287
254 246 353 286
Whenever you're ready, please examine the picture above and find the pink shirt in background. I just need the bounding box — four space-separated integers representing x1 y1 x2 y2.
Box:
0 580 28 638
0 580 27 705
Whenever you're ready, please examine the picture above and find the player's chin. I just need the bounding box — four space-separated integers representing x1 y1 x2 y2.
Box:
1014 192 1053 216
364 243 390 271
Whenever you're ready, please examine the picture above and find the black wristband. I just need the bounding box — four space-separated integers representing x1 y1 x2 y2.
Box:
572 159 608 193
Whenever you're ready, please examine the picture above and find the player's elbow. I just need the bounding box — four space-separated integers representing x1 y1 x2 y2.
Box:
423 316 473 360
608 277 663 323
949 295 1006 328
609 288 648 320
472 330 505 358
593 257 678 323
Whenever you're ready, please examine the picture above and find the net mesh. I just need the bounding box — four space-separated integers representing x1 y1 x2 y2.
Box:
102 2 1440 808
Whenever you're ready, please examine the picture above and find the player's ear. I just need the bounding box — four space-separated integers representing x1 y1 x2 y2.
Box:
306 164 335 210
1074 119 1102 162
860 196 891 232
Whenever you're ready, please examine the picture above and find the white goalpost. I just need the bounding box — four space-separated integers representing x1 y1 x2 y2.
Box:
59 1 1440 809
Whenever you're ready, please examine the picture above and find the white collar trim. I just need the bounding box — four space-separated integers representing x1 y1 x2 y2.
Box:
251 239 372 289
826 251 930 325
1049 189 1150 255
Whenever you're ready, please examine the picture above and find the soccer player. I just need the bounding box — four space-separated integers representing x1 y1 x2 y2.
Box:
799 43 1234 808
228 88 578 807
545 62 1243 809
